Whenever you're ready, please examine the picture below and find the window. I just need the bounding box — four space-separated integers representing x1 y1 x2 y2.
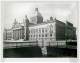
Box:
39 29 41 33
31 35 32 37
50 34 52 37
45 34 47 37
50 30 53 33
39 34 41 37
34 35 35 37
42 28 44 33
42 34 44 37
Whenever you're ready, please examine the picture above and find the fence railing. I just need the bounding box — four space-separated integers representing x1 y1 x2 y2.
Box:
3 40 38 49
46 40 77 49
3 39 77 49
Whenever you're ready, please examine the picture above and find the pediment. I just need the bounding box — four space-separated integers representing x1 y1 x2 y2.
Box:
12 23 22 29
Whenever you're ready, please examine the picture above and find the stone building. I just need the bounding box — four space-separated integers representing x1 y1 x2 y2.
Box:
12 19 24 40
3 8 77 46
65 21 77 40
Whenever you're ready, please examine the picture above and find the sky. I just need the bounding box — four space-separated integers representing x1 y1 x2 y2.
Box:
1 1 78 29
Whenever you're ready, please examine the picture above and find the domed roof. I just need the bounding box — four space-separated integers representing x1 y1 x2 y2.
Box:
30 8 43 24
34 8 43 17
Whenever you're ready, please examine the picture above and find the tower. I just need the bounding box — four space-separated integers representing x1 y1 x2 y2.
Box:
24 15 29 40
30 8 43 24
35 8 43 24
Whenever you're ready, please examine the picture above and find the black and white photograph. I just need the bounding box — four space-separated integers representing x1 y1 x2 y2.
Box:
2 1 78 58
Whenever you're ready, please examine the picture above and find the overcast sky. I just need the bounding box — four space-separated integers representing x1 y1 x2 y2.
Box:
1 1 78 29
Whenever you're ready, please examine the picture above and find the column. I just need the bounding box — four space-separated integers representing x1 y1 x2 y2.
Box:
12 30 13 40
18 29 20 40
16 29 19 40
14 30 15 40
20 29 22 39
19 29 21 39
18 29 19 40
15 30 17 40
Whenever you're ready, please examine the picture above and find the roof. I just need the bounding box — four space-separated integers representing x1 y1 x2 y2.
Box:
29 21 55 27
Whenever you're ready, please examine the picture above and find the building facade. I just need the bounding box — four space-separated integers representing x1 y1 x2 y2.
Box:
3 8 77 46
65 21 77 40
29 21 56 46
